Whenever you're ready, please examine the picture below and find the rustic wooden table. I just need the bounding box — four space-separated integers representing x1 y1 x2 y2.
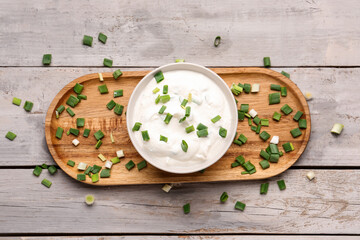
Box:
1 0 360 239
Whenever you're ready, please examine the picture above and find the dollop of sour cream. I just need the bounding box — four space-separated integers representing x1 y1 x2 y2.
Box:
132 70 232 168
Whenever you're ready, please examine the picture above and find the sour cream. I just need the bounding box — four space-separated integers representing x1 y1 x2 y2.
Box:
131 70 232 168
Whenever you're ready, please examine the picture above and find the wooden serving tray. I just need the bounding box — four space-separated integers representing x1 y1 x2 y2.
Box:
45 68 310 185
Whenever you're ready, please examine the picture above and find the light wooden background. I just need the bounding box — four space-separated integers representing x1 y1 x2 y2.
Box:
1 0 360 239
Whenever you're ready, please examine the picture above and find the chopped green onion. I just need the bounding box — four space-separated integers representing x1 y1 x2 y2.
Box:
259 131 270 141
260 149 270 160
42 54 52 65
137 160 147 171
231 83 243 95
251 83 260 93
307 171 316 181
269 92 280 105
299 119 307 129
83 35 93 46
211 115 221 123
256 124 261 134
73 83 84 94
113 90 124 98
253 116 261 125
76 118 85 128
55 127 64 139
5 131 16 141
56 105 65 114
91 165 102 174
238 83 244 88
84 166 93 175
281 71 290 78
164 113 173 124
163 85 168 94
66 107 75 117
69 128 79 136
154 71 164 83
243 84 251 93
77 94 87 100
282 142 294 152
183 203 190 214
181 140 188 152
85 194 95 205
77 174 86 181
261 119 269 126
132 122 142 131
113 69 123 79
91 173 99 183
111 157 120 164
103 58 113 67
98 154 106 162
281 87 287 97
66 95 80 108
48 165 57 175
293 111 304 121
238 134 247 144
23 101 34 112
233 139 242 146
155 95 161 104
260 183 269 194
234 201 246 211
12 97 21 106
245 113 251 118
176 59 185 62
33 166 42 177
83 128 90 138
240 104 249 113
277 180 286 190
331 123 344 135
185 106 191 117
279 151 284 157
98 73 104 81
181 99 188 108
100 169 111 178
160 94 170 103
66 130 70 135
41 178 52 188
106 100 116 110
259 160 270 169
270 84 281 91
98 84 109 94
187 93 192 102
41 164 48 169
238 110 245 121
248 118 252 126
231 161 240 168
214 36 221 47
270 154 280 163
242 161 255 172
220 192 228 203
273 111 282 121
159 105 167 114
251 126 257 132
152 87 160 94
197 129 208 137
185 125 195 133
67 160 75 167
160 135 168 143
263 57 271 67
95 140 102 149
269 143 279 154
197 123 208 130
281 104 293 115
114 104 124 115
98 32 107 44
236 155 245 165
219 127 227 138
125 160 135 170
141 130 150 141
290 128 302 138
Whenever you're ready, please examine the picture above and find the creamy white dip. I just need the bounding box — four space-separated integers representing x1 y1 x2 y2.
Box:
132 70 232 167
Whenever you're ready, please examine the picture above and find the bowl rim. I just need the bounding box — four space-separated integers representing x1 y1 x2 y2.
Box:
126 62 238 174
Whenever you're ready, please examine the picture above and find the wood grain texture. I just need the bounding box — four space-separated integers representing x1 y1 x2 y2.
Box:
0 0 360 67
1 67 359 167
0 169 359 234
45 68 310 185
3 236 360 240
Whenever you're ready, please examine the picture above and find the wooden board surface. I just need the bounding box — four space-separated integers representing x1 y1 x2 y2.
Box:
45 67 310 185
1 67 358 168
3 237 359 240
1 169 359 234
1 0 360 67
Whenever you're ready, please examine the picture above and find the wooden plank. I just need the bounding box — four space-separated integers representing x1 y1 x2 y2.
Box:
0 0 360 67
0 169 359 234
0 67 359 167
2 236 360 240
44 68 310 185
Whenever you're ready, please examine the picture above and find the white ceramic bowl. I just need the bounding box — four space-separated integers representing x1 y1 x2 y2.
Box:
126 63 238 174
